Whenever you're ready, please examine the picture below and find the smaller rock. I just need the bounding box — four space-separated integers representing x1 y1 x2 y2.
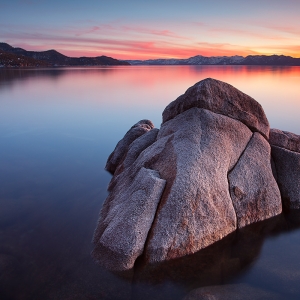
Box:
183 283 283 300
270 129 300 153
105 120 154 174
271 146 300 209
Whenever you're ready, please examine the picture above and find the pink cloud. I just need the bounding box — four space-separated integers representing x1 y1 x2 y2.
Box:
1 21 299 60
193 21 293 42
121 25 189 40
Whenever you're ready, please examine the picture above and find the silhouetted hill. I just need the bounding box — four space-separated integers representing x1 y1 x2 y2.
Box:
2 42 299 67
0 43 130 66
0 50 51 67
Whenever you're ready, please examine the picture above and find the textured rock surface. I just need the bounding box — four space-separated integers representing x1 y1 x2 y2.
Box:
228 132 282 228
114 128 159 176
183 284 283 300
270 128 300 153
144 108 252 263
162 78 270 138
93 108 253 269
272 146 300 209
105 119 154 174
92 167 166 271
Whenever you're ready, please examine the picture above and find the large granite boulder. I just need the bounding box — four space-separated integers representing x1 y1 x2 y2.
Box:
270 129 300 209
92 78 287 272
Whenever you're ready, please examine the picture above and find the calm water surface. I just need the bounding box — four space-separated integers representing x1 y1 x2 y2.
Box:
0 66 300 299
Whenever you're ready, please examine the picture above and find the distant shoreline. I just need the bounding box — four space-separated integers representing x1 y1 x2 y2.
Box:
1 42 300 67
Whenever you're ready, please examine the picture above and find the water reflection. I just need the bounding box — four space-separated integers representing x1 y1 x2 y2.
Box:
126 211 300 300
1 66 300 299
0 67 123 91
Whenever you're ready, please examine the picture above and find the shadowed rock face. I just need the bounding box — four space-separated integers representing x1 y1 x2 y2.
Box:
92 78 298 272
162 78 270 139
270 129 300 153
270 129 300 210
272 146 300 209
228 132 282 228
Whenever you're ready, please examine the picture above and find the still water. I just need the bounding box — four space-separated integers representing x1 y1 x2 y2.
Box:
0 66 300 300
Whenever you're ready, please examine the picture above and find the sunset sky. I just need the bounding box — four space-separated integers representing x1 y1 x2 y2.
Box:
1 0 299 59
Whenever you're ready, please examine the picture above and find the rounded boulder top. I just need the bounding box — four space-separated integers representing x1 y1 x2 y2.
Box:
162 78 270 139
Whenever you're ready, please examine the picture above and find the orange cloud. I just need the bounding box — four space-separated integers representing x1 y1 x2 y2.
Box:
193 22 294 42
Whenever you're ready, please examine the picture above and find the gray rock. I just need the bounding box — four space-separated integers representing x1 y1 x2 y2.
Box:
228 132 282 228
105 119 154 174
92 167 166 271
271 145 300 209
183 283 283 300
270 128 300 153
142 108 253 263
162 78 270 138
94 108 252 269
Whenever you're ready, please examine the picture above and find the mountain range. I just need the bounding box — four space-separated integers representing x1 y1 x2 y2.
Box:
0 43 129 67
126 54 300 66
1 42 300 67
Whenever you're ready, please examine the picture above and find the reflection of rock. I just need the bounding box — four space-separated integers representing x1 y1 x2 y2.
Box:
92 78 300 272
131 215 284 300
0 253 19 295
270 129 300 209
183 283 283 300
240 210 300 300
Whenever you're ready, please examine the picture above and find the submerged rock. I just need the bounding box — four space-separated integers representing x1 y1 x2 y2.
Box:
183 283 283 300
92 78 298 272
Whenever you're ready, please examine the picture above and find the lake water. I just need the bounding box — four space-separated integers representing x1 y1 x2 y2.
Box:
0 66 300 300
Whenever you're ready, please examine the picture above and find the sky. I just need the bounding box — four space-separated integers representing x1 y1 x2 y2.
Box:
0 0 300 59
